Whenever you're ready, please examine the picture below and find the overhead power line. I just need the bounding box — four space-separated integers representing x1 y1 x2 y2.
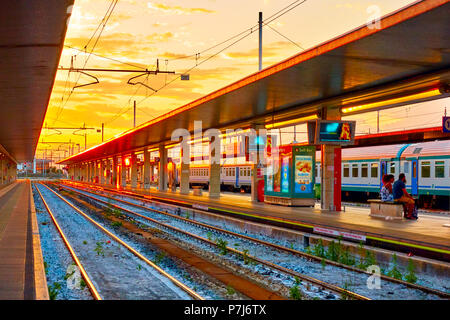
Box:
52 0 119 126
135 0 309 106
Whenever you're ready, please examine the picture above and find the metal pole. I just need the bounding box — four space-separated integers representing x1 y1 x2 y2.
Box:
377 111 380 133
43 150 45 177
258 12 263 71
133 101 136 128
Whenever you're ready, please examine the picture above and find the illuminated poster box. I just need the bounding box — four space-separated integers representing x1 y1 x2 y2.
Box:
264 144 316 206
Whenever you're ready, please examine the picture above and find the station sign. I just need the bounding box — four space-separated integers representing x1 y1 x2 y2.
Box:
443 116 450 133
308 120 356 145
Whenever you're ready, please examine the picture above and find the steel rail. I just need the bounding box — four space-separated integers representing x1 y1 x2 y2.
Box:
34 184 102 300
58 183 370 300
39 183 204 300
60 182 450 299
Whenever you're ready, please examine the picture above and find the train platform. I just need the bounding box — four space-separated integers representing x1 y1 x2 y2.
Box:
0 180 48 300
63 181 450 262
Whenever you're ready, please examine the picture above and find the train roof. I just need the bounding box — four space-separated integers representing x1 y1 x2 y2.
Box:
316 144 407 162
316 140 450 162
400 140 450 159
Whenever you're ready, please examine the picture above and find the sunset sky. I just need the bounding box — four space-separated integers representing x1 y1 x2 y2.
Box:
39 0 449 162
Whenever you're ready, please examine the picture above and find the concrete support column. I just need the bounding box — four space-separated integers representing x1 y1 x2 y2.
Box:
106 159 111 185
91 162 96 183
250 123 265 202
0 159 3 184
121 156 127 188
208 136 221 199
83 163 89 182
130 153 137 189
143 149 151 189
88 162 92 182
100 160 105 185
320 106 341 211
112 157 118 187
180 144 190 195
158 145 168 192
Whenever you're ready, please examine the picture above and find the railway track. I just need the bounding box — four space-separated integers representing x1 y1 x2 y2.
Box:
35 183 204 300
58 182 450 300
54 184 408 299
55 183 364 300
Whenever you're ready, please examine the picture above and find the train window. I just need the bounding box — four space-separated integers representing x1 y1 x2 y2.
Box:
403 162 409 174
389 162 396 174
371 163 378 178
352 164 358 177
361 164 368 178
343 164 349 177
421 161 431 178
316 165 319 178
435 161 445 178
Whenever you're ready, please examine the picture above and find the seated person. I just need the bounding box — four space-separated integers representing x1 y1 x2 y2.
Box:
380 174 394 202
393 173 417 220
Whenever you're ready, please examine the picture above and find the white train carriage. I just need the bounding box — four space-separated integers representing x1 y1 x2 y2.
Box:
316 140 450 208
188 161 253 191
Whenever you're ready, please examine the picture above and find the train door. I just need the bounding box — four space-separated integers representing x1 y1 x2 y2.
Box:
235 167 239 188
411 159 418 196
380 161 387 188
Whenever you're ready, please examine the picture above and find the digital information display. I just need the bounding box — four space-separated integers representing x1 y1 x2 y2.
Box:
308 120 356 145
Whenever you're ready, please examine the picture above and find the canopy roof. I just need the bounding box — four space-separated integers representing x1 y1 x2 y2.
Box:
60 0 450 165
0 0 73 162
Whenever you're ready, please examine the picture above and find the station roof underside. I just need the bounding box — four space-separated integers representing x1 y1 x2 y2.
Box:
0 0 73 162
60 0 450 165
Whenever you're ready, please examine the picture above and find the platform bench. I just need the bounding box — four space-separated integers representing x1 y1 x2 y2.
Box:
192 186 203 196
367 199 404 220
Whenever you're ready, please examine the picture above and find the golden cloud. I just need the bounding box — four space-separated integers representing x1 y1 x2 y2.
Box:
147 2 215 15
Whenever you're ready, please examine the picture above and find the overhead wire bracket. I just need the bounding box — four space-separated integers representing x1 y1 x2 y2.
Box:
127 72 157 92
72 71 100 90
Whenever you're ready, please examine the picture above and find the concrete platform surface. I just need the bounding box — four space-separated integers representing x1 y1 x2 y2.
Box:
0 181 48 300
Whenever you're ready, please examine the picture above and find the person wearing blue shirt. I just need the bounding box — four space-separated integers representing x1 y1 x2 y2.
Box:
393 173 417 220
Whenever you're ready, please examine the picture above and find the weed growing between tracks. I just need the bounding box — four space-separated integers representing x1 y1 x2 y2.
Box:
59 189 247 300
61 184 450 299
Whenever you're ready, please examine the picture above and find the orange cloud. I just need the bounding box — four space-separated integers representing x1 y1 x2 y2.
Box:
147 2 215 15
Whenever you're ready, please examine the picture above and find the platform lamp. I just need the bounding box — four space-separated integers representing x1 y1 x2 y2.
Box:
340 85 449 115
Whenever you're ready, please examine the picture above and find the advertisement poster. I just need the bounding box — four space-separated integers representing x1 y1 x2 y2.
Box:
266 156 273 192
273 156 281 192
281 156 290 193
294 155 313 193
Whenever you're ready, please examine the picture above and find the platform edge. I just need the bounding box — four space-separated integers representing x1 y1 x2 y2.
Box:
29 181 49 300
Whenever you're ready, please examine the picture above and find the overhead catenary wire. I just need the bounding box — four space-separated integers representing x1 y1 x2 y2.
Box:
53 0 119 126
61 0 310 135
64 45 149 70
263 22 305 50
